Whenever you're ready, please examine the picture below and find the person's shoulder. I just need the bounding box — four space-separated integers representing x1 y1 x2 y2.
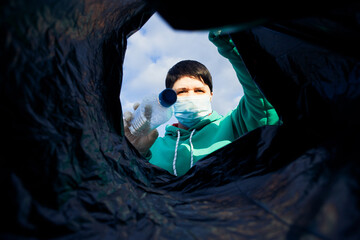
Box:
215 107 241 125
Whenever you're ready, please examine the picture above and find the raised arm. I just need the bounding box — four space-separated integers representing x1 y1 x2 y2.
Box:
209 31 280 135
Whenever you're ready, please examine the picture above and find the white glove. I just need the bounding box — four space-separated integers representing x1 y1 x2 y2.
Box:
123 103 159 157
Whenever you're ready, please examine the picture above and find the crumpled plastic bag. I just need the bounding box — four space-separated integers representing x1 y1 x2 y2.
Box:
1 0 359 239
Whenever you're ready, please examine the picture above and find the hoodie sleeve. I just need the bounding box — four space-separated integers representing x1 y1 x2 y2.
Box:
209 31 280 136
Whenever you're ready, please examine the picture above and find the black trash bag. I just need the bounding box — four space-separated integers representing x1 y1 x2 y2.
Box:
1 0 360 239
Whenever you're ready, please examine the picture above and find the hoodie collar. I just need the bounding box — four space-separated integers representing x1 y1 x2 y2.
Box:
165 111 222 138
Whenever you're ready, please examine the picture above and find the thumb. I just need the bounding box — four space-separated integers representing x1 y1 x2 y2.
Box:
148 129 159 143
138 129 159 157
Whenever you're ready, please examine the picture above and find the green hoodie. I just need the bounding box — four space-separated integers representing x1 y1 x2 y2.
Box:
148 31 280 176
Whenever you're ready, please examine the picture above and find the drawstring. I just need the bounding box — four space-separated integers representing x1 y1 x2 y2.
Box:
189 129 195 168
173 130 181 176
172 129 196 176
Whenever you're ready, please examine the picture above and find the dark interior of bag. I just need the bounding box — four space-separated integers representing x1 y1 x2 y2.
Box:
1 0 359 239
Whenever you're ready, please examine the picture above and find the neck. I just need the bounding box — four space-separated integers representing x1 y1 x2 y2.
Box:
178 122 188 130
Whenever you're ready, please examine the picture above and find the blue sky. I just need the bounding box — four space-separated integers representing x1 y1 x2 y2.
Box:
120 13 244 136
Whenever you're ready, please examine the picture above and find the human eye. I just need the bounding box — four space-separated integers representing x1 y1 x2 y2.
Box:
176 90 186 95
195 89 205 93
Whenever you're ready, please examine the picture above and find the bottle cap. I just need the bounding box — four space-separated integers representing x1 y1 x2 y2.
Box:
159 88 177 107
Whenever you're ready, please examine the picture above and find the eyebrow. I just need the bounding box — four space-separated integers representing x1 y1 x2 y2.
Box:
175 86 206 90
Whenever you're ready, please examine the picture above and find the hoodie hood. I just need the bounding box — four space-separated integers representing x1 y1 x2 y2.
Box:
165 111 223 139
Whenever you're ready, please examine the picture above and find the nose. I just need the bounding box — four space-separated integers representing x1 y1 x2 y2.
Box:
187 90 197 96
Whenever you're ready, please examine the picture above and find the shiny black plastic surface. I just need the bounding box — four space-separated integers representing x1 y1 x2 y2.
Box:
1 0 359 239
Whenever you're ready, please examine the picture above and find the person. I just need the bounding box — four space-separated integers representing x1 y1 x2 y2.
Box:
123 31 280 176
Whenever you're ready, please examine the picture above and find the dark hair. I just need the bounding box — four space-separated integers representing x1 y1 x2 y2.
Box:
165 60 213 92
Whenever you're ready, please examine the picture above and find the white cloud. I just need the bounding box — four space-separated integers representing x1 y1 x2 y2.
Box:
120 13 244 136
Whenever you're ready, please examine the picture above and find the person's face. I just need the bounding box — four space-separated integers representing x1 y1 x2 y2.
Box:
172 76 213 99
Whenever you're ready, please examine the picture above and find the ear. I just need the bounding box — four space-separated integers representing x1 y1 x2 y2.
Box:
210 92 213 101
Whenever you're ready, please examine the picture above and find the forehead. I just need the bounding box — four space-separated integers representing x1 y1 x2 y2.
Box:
172 76 207 89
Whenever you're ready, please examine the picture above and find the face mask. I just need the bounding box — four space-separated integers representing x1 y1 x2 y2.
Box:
174 95 212 128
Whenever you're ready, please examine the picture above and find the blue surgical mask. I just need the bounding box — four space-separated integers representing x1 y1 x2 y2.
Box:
174 95 212 128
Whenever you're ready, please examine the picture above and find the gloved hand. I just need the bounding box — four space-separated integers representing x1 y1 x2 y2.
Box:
123 103 159 157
